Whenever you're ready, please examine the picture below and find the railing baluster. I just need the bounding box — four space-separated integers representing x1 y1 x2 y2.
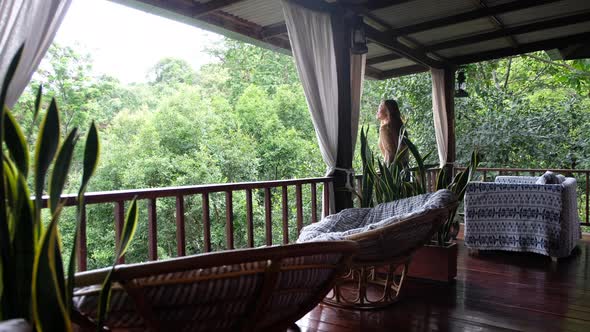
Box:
281 186 289 244
432 170 437 191
225 191 234 250
264 188 272 245
483 170 487 182
202 193 211 252
114 201 125 264
148 198 158 261
77 204 87 271
246 189 254 247
175 195 185 257
296 184 303 234
311 183 317 223
323 181 330 218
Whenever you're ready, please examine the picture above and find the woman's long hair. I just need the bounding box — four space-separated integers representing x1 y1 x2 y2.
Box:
383 99 403 127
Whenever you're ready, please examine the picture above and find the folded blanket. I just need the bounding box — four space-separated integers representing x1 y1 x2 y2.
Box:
298 189 456 242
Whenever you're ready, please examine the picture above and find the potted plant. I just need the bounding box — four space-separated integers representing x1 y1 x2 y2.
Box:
0 46 138 331
355 126 479 282
407 151 479 282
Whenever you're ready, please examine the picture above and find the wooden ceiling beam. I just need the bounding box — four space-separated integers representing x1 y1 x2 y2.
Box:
450 31 590 65
423 12 590 52
261 23 288 39
133 0 248 18
191 0 248 18
469 0 518 48
365 65 385 79
366 53 402 65
386 0 561 37
344 0 414 11
365 24 444 68
379 64 429 79
194 11 292 52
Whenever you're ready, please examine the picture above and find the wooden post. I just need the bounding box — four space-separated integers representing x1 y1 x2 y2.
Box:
444 67 456 166
332 9 354 213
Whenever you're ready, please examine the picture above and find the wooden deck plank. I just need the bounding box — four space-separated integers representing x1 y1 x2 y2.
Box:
296 239 590 331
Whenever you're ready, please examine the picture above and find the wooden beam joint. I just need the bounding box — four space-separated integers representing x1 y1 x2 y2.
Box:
365 24 443 68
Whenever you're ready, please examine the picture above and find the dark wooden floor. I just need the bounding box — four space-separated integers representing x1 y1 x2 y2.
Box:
296 239 590 332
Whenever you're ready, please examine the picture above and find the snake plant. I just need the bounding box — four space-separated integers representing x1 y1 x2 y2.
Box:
356 125 479 246
0 45 138 331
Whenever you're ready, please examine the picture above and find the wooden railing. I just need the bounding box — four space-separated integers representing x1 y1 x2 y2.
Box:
455 167 590 227
42 177 332 271
42 167 590 272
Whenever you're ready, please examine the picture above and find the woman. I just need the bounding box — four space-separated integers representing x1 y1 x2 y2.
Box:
376 99 406 165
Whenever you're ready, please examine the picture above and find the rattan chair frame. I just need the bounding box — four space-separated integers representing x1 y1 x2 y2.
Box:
323 203 456 309
73 241 358 332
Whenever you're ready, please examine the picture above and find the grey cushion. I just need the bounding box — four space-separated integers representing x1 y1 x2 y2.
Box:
297 189 456 242
536 171 560 184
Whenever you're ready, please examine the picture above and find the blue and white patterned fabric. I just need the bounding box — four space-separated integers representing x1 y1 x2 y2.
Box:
297 189 456 242
464 176 581 258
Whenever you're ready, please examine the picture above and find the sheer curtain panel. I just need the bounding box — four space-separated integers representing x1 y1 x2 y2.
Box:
431 68 448 168
282 0 339 213
0 0 71 107
282 0 365 214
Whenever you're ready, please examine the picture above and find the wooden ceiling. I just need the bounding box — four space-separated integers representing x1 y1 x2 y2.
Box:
114 0 590 79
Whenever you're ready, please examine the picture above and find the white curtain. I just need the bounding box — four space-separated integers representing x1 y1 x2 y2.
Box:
282 0 365 214
0 0 71 108
431 68 448 168
282 0 338 214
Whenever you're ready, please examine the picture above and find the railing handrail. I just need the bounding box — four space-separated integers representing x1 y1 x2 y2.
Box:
41 176 332 207
455 167 590 173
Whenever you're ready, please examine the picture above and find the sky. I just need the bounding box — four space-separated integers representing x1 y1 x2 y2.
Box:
54 0 224 83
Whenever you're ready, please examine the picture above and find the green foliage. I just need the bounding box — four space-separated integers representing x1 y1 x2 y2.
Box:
358 125 479 246
435 151 480 245
148 57 197 86
0 47 137 331
9 38 590 270
356 125 429 206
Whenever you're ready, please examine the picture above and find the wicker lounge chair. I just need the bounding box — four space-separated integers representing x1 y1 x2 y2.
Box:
72 241 358 332
298 190 457 309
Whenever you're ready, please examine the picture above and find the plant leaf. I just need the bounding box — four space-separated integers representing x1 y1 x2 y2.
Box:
33 85 43 124
10 174 34 318
32 206 71 332
79 122 100 197
67 123 99 313
34 98 61 221
116 198 138 259
0 44 25 320
4 109 29 176
49 129 78 214
96 198 138 330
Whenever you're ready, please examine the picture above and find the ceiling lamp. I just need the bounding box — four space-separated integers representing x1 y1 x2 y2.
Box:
351 16 368 55
455 70 469 98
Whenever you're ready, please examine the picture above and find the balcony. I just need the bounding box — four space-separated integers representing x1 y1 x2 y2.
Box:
5 0 590 330
42 167 590 331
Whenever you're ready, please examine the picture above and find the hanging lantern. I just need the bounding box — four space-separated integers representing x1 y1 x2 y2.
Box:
455 70 469 98
351 16 368 55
